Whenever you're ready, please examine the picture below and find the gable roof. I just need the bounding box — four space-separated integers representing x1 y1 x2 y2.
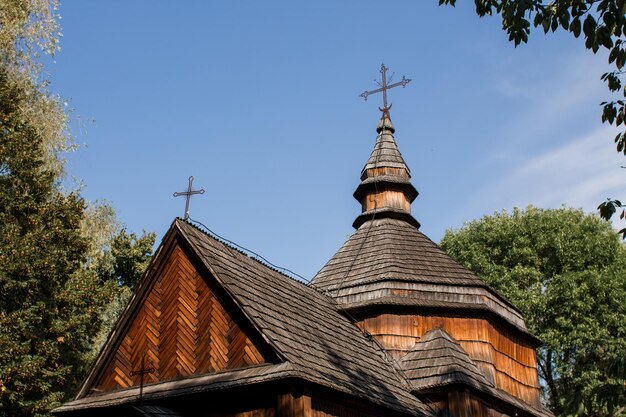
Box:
58 219 432 416
399 328 552 417
174 219 430 416
398 327 493 391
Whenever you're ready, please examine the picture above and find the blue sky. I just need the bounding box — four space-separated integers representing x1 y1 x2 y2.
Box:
51 1 625 280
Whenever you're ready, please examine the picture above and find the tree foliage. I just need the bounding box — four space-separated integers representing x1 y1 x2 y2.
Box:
438 0 626 234
97 229 156 289
0 61 90 416
440 207 626 417
0 2 155 416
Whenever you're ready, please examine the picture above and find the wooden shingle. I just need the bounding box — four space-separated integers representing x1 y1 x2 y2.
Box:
311 218 533 339
398 327 493 391
175 220 430 416
399 328 551 417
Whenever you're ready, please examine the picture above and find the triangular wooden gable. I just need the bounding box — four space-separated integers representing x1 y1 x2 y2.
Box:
84 227 273 396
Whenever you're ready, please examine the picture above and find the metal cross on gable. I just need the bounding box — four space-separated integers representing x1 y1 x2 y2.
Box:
130 354 155 403
173 176 205 220
359 63 411 111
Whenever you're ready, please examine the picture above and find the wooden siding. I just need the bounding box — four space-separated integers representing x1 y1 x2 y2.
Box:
94 244 266 392
356 313 541 406
364 167 409 179
334 281 527 330
361 190 411 213
215 409 276 417
277 392 312 417
311 396 385 417
424 390 519 417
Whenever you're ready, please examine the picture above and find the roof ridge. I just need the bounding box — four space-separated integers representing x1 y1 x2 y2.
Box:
176 218 431 416
178 218 311 287
178 219 347 315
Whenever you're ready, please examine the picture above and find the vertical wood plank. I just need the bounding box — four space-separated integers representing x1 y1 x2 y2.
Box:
356 313 542 406
277 393 294 417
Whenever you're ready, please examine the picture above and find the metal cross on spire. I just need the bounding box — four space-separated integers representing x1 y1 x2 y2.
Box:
173 176 205 220
359 63 411 111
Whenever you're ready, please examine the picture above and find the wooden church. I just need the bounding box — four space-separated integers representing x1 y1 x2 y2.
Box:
54 79 552 417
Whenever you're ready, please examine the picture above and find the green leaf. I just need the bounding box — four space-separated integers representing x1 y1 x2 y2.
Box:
615 132 626 154
571 18 581 37
440 207 626 415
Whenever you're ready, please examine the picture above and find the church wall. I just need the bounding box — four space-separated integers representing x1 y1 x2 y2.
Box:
355 313 541 407
310 394 405 417
93 242 267 393
311 398 377 417
423 390 520 417
194 388 396 417
205 407 276 417
265 386 414 417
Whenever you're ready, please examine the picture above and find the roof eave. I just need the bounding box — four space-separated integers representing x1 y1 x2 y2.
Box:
353 209 421 229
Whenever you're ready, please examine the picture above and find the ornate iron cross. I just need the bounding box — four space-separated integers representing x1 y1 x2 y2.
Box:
130 354 155 403
173 176 205 220
359 63 411 110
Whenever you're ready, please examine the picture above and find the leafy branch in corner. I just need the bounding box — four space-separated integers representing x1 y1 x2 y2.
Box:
439 0 626 236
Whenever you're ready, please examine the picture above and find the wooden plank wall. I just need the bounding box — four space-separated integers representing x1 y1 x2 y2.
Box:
435 390 511 417
365 167 409 179
311 397 381 417
362 190 411 212
356 313 541 406
94 244 266 392
465 392 514 417
218 410 276 417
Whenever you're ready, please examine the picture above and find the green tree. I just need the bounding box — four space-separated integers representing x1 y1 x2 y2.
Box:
79 204 155 367
0 55 89 416
440 207 626 417
97 228 156 289
438 0 626 234
0 2 155 415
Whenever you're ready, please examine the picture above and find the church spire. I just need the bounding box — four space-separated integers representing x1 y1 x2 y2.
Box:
352 109 419 229
354 64 418 229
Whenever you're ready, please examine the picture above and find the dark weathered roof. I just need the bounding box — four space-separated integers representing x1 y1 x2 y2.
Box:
362 112 410 175
399 328 552 417
310 218 531 334
58 219 428 416
55 363 295 412
398 327 493 391
353 207 421 229
174 220 430 416
312 218 486 290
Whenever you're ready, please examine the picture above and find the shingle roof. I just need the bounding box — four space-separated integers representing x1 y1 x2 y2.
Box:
398 327 493 391
399 329 552 417
310 218 530 335
362 112 410 175
175 220 431 416
55 363 295 413
312 218 485 290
